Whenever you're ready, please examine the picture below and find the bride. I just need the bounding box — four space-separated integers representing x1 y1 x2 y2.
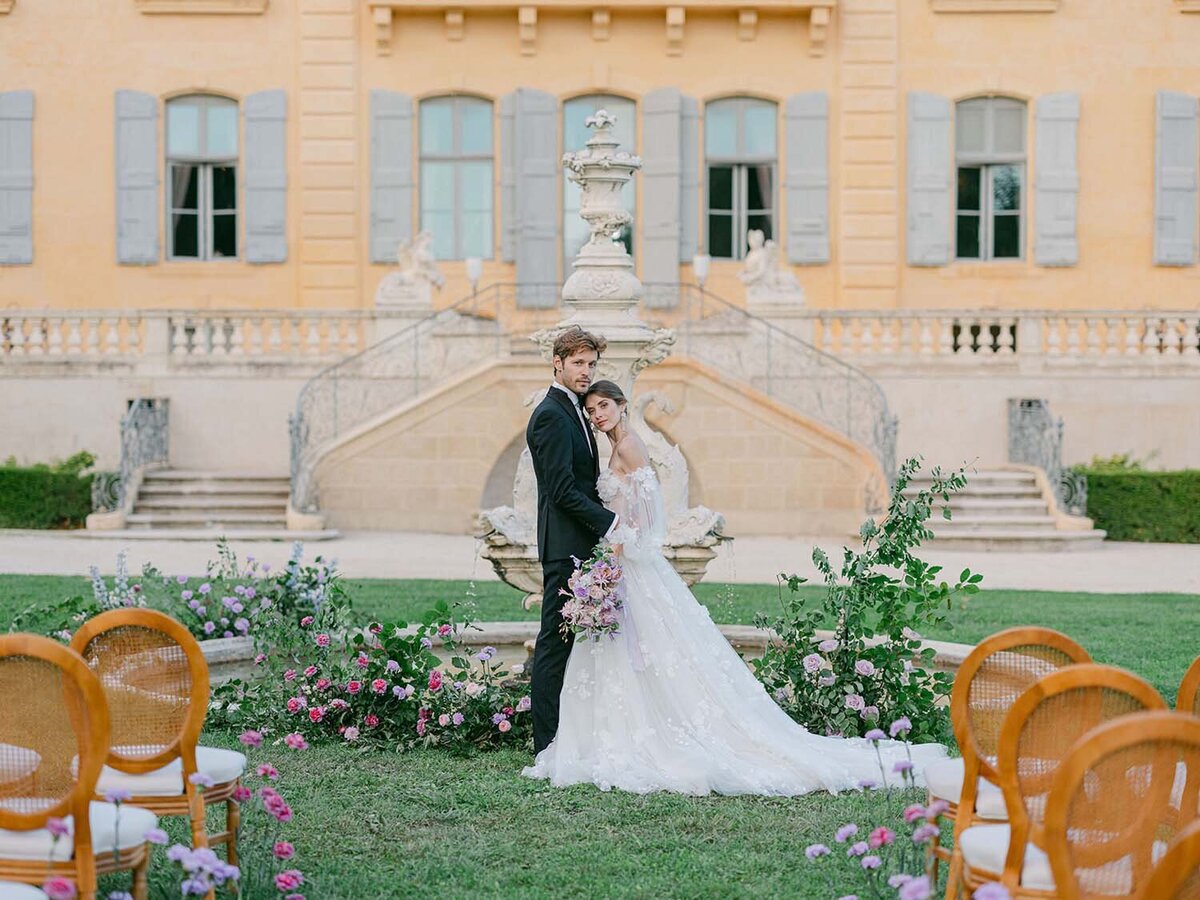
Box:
522 380 946 796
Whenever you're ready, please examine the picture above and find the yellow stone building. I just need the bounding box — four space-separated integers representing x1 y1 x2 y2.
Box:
1 0 1198 542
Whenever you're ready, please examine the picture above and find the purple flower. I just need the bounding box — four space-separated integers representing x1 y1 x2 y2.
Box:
847 841 869 857
861 855 882 870
420 637 433 649
802 653 823 674
861 705 880 721
973 886 1011 900
386 660 401 674
893 760 914 774
166 844 192 863
46 817 69 838
864 728 887 742
900 876 933 900
911 823 940 844
451 712 465 726
818 674 837 687
181 590 194 601
857 778 879 790
516 696 532 713
189 773 215 788
491 713 508 725
804 844 830 859
834 823 858 843
144 827 169 845
104 788 132 803
238 730 263 748
845 694 865 711
890 716 913 738
392 685 406 698
476 646 497 662
203 621 216 635
889 874 913 889
234 618 250 633
818 639 839 652
198 583 211 595
854 659 876 677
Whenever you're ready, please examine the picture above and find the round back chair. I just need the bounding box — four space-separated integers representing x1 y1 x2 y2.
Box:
1044 712 1200 900
1178 657 1200 719
0 634 111 897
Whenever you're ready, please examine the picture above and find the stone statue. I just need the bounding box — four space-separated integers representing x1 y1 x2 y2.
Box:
739 229 805 307
374 230 444 310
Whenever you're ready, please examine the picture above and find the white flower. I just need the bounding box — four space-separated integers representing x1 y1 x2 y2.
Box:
511 663 525 675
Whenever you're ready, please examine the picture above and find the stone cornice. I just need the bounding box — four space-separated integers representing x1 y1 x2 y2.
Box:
135 0 268 13
1179 0 1200 11
368 0 835 55
0 1 14 14
931 0 1057 11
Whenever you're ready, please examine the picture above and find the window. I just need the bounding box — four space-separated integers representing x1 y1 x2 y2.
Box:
705 97 776 260
955 97 1026 260
562 94 636 271
166 94 238 260
420 96 494 260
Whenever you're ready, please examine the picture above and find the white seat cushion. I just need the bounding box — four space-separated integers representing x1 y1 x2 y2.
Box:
959 823 1055 891
0 745 40 785
0 883 47 899
0 801 158 861
925 757 1008 820
94 746 247 798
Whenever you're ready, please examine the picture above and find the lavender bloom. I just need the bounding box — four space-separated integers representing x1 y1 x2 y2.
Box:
802 653 823 674
847 841 869 858
890 716 913 738
804 844 830 859
834 823 858 843
855 659 876 677
900 877 933 900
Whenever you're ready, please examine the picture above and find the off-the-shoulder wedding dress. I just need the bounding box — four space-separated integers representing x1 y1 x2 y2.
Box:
522 465 946 796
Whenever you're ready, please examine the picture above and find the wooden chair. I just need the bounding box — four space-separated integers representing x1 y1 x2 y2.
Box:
1043 711 1200 899
70 610 246 864
0 634 155 900
929 626 1091 893
1178 656 1200 718
956 663 1167 898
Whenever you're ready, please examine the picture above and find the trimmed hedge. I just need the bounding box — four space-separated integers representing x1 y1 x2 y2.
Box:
1082 469 1200 543
0 466 95 529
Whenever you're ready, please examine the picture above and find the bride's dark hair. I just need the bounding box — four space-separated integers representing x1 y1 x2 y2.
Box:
584 380 627 408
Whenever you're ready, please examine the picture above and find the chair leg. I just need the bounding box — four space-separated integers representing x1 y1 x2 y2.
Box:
927 833 941 883
944 847 964 900
226 792 241 867
132 846 151 900
188 784 209 849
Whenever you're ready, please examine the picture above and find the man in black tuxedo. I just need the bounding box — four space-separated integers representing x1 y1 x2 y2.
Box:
525 325 618 754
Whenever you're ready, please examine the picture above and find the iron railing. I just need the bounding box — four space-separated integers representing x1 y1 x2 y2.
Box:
1007 398 1087 516
92 398 169 512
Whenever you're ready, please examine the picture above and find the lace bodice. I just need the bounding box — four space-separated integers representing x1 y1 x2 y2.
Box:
597 465 666 561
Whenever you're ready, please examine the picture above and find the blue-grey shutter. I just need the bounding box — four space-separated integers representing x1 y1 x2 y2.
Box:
642 87 682 305
115 90 159 265
1155 90 1198 267
369 90 414 264
906 92 952 267
785 92 830 265
0 91 34 265
1034 92 1080 267
513 88 557 307
244 89 287 264
500 92 516 263
679 94 700 264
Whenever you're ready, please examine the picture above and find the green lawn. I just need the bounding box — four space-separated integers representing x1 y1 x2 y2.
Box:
3 575 1198 898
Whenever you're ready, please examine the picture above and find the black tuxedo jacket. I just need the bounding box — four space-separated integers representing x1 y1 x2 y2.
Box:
526 386 616 563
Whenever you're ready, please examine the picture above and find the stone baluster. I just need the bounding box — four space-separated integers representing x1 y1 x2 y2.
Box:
1066 317 1082 356
66 317 83 355
305 319 321 355
250 317 265 356
1046 318 1064 356
998 316 1016 355
938 317 955 356
84 317 101 355
918 317 934 356
9 320 26 356
104 318 121 354
229 316 246 356
880 317 897 358
1164 317 1184 356
206 318 225 357
1124 317 1142 356
1142 317 1160 356
1183 316 1200 359
1104 317 1121 356
26 319 45 355
170 318 189 356
46 319 64 355
1084 317 1101 358
268 319 284 355
828 317 844 355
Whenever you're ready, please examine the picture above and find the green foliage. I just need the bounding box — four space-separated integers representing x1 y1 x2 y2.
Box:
753 458 980 744
0 452 96 528
1075 466 1200 543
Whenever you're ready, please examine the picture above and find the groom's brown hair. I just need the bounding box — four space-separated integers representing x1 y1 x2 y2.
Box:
552 326 608 364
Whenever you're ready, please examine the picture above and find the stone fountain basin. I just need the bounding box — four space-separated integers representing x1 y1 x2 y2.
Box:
199 627 971 688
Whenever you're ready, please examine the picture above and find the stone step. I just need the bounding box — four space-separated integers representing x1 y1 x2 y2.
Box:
938 499 1050 514
127 512 288 528
77 528 339 541
139 483 290 497
135 497 287 512
936 514 1059 527
905 485 1043 499
143 470 288 482
927 530 1107 552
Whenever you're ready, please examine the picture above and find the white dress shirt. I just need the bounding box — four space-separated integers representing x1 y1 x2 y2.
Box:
549 381 619 539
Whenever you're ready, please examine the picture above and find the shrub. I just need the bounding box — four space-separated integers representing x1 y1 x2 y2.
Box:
0 452 96 528
752 457 980 745
1077 467 1200 543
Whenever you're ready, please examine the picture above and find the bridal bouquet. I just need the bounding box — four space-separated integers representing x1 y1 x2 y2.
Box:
559 544 625 642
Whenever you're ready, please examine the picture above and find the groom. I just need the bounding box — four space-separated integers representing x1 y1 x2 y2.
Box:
526 325 619 754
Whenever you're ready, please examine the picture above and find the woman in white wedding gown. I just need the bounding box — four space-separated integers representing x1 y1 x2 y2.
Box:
522 380 946 796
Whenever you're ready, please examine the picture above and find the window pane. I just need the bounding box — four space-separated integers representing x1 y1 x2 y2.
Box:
747 214 773 244
459 99 493 156
956 214 980 259
992 165 1021 211
421 162 456 213
992 103 1025 155
563 98 595 151
422 211 456 259
167 103 201 157
212 212 237 258
746 165 774 211
708 213 733 258
705 102 737 158
993 214 1020 258
743 102 777 158
956 101 986 155
460 211 491 258
420 100 454 155
170 164 200 211
459 162 492 212
172 212 199 258
211 166 237 212
206 102 238 158
708 166 734 210
957 167 981 211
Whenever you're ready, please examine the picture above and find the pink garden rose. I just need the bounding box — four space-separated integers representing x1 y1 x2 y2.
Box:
416 719 427 737
303 665 318 677
437 624 452 637
371 678 387 694
239 729 263 748
346 680 363 695
438 714 450 726
355 653 370 669
286 697 305 715
233 786 253 802
284 732 309 750
315 678 331 691
498 720 512 733
274 870 304 892
300 616 314 627
308 707 325 723
274 841 295 860
256 763 279 780
428 670 443 691
314 633 330 647
283 669 297 682
868 826 895 848
364 714 379 727
41 878 76 900
343 726 360 742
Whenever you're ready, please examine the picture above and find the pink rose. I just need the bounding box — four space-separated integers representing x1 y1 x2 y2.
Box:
416 719 427 737
355 653 370 669
41 878 76 900
428 670 443 691
364 714 379 727
437 624 452 637
239 729 263 748
315 678 331 691
308 707 325 723
869 826 895 848
284 669 297 682
284 732 309 750
233 785 252 802
303 665 318 677
315 633 330 647
274 841 295 860
498 720 512 733
256 763 279 780
300 616 314 627
274 870 304 892
329 699 349 711
286 697 304 714
438 714 450 726
347 681 363 695
254 653 267 665
371 678 387 694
